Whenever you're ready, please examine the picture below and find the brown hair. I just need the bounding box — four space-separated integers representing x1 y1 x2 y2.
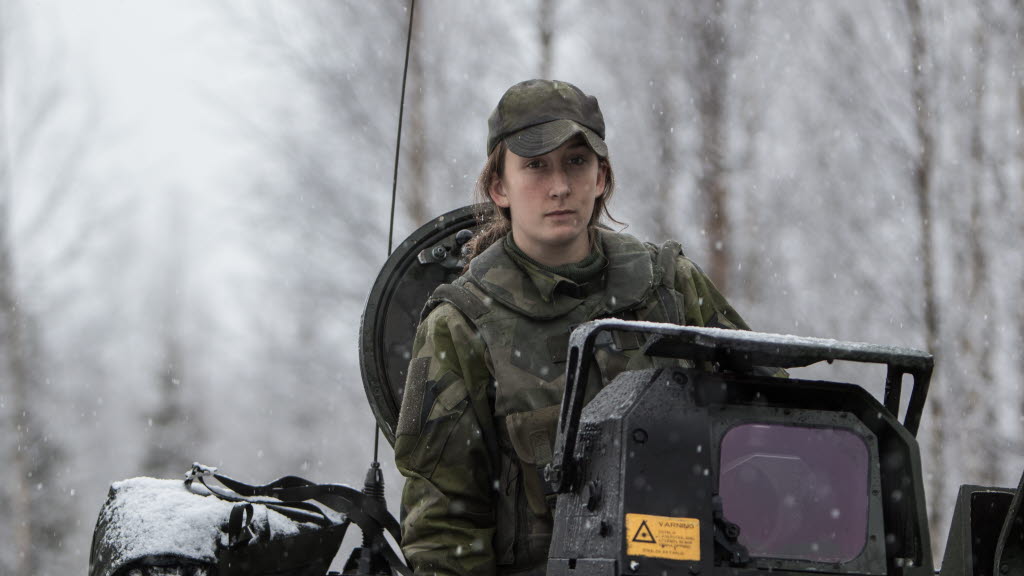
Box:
463 140 619 264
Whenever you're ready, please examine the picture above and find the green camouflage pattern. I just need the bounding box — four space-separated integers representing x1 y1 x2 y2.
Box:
487 79 607 158
394 229 751 576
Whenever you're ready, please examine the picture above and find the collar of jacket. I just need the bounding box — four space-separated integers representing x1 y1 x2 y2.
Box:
466 228 655 320
503 232 607 302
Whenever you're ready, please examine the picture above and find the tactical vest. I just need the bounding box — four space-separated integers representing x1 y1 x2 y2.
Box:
422 229 689 574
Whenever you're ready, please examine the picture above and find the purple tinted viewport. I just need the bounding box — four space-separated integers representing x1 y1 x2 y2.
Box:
719 423 870 563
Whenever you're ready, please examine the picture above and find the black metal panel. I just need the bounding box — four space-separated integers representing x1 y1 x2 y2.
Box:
548 369 657 575
994 470 1024 576
358 205 480 445
616 368 715 576
938 485 1015 576
546 558 617 576
548 358 935 575
707 371 933 574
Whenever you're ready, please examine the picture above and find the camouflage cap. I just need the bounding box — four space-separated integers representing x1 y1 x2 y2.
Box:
487 79 608 159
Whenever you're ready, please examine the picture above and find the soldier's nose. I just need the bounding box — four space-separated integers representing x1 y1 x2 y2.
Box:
550 170 571 198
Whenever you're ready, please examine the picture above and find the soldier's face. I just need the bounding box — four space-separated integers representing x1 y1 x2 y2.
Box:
489 138 607 266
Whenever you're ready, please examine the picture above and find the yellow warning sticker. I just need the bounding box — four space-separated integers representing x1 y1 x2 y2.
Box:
625 513 700 561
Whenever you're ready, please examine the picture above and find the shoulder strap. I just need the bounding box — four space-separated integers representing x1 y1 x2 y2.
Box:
422 281 489 322
418 281 502 464
655 240 683 291
421 278 489 319
654 240 684 325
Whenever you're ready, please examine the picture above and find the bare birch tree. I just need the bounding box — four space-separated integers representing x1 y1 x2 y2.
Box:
1015 1 1024 453
693 0 733 292
537 0 555 79
905 0 945 537
958 0 998 487
0 1 79 572
404 0 428 227
650 3 684 243
142 198 202 478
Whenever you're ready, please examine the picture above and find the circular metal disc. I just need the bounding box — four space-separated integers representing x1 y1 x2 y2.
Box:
359 205 482 446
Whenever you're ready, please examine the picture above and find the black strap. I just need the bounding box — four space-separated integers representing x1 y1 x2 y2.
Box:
657 286 681 326
185 464 411 576
186 470 335 527
654 240 683 325
226 503 256 548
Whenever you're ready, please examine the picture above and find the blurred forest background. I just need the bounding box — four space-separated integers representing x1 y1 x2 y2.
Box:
1 0 1023 573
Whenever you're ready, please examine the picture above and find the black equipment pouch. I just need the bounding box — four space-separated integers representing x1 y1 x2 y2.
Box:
89 463 409 576
189 465 349 576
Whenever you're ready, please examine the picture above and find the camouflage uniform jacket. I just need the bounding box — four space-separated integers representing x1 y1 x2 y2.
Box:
394 228 751 576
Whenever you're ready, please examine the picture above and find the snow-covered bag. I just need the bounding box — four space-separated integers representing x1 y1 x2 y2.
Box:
88 465 349 576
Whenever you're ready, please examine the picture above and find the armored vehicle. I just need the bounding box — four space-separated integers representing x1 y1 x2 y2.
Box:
91 206 1024 576
360 206 1024 576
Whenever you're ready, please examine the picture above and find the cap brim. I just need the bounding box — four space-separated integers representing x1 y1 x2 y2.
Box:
505 119 608 158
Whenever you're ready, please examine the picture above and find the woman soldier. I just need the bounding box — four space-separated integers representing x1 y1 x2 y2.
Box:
394 79 756 576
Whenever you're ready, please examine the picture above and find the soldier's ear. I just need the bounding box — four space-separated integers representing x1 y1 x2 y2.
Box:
489 179 510 208
596 160 608 197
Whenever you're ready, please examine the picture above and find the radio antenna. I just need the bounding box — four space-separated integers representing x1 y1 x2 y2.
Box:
374 0 417 466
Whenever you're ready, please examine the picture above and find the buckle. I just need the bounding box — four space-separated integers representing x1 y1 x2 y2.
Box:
185 462 218 485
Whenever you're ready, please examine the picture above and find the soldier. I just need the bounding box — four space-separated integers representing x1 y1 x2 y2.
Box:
394 79 754 576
